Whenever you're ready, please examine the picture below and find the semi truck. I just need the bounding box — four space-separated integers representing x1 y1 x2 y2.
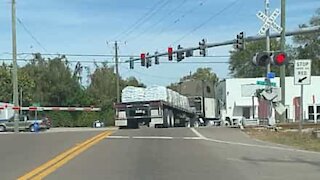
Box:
114 86 198 128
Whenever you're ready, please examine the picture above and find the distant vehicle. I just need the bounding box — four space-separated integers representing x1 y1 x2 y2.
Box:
0 115 47 132
93 120 104 128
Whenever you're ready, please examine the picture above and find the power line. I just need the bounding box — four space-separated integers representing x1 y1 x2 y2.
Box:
16 17 49 53
155 0 207 44
113 0 168 41
127 0 189 42
172 0 240 45
121 0 171 41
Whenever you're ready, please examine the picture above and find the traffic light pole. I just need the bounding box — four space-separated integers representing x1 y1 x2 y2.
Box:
280 0 286 123
125 26 320 63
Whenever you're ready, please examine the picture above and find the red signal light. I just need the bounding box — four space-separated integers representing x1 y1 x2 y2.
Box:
140 53 146 66
168 47 173 61
272 52 287 66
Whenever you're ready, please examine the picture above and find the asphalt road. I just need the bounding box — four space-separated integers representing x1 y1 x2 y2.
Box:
1 127 320 180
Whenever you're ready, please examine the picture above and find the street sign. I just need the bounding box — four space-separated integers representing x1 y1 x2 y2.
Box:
256 8 283 35
294 59 311 85
256 80 276 87
267 72 275 79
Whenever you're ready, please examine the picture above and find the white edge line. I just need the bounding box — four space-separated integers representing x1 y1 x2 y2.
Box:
190 127 320 155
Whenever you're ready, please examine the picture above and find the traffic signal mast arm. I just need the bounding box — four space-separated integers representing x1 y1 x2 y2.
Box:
125 26 320 63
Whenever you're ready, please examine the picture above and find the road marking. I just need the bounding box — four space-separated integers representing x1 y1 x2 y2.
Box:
132 136 174 139
107 135 130 139
18 131 113 180
183 137 203 140
191 128 320 155
190 128 207 139
107 135 202 140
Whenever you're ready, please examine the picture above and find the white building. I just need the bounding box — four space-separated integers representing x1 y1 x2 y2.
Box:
216 76 320 125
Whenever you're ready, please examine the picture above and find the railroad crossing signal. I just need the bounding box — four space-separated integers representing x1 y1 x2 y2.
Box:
256 8 283 35
252 52 287 66
271 52 287 66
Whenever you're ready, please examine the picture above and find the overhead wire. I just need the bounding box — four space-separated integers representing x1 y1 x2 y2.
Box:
172 0 240 46
16 17 50 53
126 0 189 42
115 0 171 41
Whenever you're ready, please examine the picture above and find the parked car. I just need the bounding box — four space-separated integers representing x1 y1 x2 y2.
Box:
0 115 47 132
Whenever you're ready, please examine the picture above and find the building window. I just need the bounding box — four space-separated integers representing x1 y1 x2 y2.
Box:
308 106 315 120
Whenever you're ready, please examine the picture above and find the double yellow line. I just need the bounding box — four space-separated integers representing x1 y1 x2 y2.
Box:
18 131 113 180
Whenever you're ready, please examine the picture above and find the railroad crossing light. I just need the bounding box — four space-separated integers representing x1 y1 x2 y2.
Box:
235 31 245 50
199 39 207 57
252 52 270 66
168 47 173 61
186 49 193 57
155 51 159 65
271 52 287 66
129 57 134 69
140 53 146 66
176 45 185 62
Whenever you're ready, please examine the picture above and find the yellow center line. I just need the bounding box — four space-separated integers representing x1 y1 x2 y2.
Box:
18 131 114 180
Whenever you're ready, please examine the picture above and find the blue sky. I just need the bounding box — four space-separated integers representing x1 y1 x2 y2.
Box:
0 0 319 86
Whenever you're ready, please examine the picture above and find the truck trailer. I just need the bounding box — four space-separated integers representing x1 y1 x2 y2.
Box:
114 86 198 128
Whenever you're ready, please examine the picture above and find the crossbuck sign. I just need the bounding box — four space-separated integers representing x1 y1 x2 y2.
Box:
256 8 283 35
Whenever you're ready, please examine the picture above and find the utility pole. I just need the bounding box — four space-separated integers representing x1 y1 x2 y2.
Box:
280 0 286 123
114 41 120 103
12 0 19 133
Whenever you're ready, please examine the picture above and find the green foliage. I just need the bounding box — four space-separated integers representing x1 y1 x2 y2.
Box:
0 53 143 127
168 67 218 90
293 8 320 75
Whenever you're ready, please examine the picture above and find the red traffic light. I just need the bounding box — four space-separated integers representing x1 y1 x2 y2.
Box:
168 47 173 61
140 53 146 66
272 52 287 66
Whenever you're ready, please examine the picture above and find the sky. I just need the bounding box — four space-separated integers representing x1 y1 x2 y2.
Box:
0 0 319 86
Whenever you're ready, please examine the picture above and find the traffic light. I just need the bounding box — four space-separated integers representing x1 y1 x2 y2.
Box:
168 47 173 61
129 57 134 69
154 51 159 65
140 53 146 66
186 49 193 57
252 52 270 66
199 39 207 57
235 32 245 50
176 45 184 62
146 53 152 68
271 52 287 66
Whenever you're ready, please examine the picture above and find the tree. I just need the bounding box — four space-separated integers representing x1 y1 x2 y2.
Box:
293 8 320 75
168 67 218 90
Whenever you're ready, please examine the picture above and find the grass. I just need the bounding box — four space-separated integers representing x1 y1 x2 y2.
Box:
245 128 320 152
